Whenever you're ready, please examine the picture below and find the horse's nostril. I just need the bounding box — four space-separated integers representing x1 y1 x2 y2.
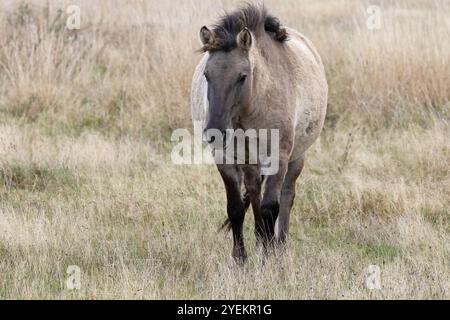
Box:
204 128 229 146
203 129 217 144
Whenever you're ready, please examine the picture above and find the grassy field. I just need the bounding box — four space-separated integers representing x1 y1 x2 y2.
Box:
0 0 449 299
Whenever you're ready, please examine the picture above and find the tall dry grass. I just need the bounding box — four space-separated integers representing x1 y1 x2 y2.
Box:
0 0 449 299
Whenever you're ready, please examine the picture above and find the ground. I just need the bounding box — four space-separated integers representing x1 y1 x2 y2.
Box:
0 0 449 299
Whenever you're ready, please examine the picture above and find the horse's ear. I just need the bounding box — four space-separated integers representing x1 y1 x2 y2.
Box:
237 27 252 51
199 26 214 47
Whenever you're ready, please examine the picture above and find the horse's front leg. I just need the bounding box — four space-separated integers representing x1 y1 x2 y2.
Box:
217 164 247 263
242 165 263 246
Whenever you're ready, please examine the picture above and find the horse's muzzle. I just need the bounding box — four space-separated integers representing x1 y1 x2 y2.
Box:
203 128 232 149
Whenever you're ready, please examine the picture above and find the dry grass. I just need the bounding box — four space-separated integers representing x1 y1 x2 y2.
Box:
0 0 449 299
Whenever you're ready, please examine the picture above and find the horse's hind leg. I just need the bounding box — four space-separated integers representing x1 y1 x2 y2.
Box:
260 155 290 247
276 156 305 244
217 164 247 263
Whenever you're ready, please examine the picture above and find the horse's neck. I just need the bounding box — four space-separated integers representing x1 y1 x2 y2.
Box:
242 44 274 120
241 39 296 130
252 38 274 91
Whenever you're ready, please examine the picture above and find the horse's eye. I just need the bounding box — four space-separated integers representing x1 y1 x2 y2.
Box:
204 72 209 81
238 74 247 84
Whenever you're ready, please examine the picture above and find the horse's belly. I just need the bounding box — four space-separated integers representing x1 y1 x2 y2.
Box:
290 80 328 161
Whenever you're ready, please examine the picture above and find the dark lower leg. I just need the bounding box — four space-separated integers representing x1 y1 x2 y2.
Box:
217 165 247 263
242 165 263 246
228 202 246 262
260 158 289 248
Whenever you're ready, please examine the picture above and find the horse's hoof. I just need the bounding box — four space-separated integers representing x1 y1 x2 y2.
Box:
232 250 247 265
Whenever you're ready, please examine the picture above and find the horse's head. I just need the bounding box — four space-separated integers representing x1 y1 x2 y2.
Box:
200 26 254 147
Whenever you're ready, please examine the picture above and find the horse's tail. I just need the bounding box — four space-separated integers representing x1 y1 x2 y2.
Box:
218 218 232 232
218 190 251 233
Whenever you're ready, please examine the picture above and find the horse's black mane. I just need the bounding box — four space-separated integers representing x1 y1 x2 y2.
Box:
207 4 288 52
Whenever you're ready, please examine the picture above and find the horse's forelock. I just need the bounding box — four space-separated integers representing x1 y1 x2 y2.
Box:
202 4 287 53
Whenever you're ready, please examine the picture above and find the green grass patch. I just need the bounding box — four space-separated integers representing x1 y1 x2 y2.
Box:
303 225 402 263
353 242 402 263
